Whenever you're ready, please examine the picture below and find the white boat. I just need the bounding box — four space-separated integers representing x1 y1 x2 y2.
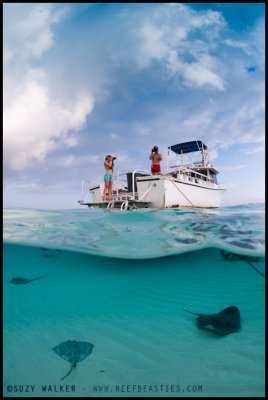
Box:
78 140 226 210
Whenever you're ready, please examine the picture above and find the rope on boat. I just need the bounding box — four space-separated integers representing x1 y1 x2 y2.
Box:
165 175 195 207
246 260 265 278
138 184 152 201
165 174 208 218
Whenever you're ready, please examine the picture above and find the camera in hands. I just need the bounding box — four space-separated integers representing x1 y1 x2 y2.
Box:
111 157 116 168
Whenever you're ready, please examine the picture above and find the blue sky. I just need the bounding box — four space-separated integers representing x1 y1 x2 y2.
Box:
3 3 265 209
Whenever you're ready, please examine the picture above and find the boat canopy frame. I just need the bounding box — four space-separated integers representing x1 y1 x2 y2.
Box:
168 140 206 155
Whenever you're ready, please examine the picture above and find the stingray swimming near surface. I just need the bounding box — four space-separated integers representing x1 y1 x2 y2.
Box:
220 250 260 263
10 277 42 285
40 247 58 258
183 306 241 335
53 340 94 381
221 250 265 278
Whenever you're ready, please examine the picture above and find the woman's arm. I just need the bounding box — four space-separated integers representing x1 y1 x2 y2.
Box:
104 160 112 170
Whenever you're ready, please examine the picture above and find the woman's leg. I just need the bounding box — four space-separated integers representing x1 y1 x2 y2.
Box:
103 180 109 201
108 180 113 201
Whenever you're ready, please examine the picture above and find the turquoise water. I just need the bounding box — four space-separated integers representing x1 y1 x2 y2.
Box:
3 204 265 397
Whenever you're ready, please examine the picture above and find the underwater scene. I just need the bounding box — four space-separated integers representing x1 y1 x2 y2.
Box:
3 204 265 397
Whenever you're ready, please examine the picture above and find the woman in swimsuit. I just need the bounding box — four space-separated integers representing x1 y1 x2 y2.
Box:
103 155 114 201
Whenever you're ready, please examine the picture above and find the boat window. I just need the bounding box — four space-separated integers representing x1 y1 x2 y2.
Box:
210 173 218 184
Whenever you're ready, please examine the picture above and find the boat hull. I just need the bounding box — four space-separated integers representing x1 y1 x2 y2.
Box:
136 176 226 208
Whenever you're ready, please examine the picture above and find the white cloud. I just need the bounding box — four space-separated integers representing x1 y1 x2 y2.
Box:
15 183 39 192
110 133 118 139
220 165 247 171
183 112 212 129
223 17 265 65
86 155 100 164
3 74 94 170
207 147 218 162
117 155 127 162
3 4 95 171
182 61 224 90
59 155 75 167
223 39 253 55
132 121 152 136
127 3 226 90
58 154 100 167
3 4 69 63
136 22 169 68
241 145 264 154
63 136 79 148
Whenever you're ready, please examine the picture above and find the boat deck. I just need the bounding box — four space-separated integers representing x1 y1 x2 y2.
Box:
78 200 152 209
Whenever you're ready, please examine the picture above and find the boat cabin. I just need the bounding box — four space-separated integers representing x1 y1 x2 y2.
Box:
167 140 219 185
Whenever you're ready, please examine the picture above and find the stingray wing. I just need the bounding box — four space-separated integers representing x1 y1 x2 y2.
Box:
75 342 94 362
53 341 73 362
53 341 94 363
215 306 241 334
197 306 241 335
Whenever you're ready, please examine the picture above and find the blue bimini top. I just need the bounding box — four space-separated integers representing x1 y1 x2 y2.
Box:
168 140 206 155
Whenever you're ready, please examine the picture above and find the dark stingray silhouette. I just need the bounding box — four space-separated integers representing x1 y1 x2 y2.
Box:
184 306 241 335
53 340 94 381
220 250 260 263
10 277 42 285
221 250 265 278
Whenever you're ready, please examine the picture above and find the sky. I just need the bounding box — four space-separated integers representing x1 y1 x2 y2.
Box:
3 3 265 209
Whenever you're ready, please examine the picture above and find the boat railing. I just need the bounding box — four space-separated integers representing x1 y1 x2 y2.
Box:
170 162 204 169
174 167 216 187
111 168 152 200
114 169 152 199
113 169 129 197
80 179 100 203
132 169 152 198
81 165 218 204
81 169 152 204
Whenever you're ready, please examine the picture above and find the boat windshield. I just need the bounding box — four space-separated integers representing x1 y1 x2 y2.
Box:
210 173 218 184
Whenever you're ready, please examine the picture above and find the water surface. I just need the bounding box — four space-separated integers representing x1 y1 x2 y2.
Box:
3 204 265 397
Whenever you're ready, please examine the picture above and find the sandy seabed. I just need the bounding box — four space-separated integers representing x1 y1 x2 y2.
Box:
3 243 265 397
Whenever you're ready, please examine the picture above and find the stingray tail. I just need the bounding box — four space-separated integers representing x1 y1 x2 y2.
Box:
183 309 200 316
61 365 73 381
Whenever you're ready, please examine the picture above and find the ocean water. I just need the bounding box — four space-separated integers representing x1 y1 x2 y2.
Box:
3 204 265 397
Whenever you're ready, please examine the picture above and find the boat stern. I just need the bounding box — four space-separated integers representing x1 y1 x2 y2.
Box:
89 184 104 203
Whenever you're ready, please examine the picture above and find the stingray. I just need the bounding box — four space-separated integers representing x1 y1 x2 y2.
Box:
221 250 264 278
183 306 241 335
10 277 42 285
53 340 94 381
220 250 260 263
